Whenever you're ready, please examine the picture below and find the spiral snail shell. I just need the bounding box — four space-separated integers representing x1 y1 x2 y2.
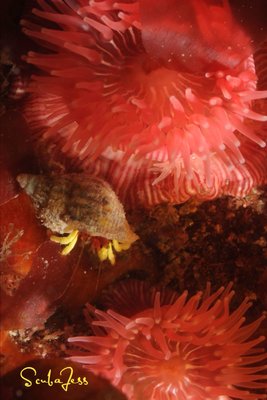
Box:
16 173 138 247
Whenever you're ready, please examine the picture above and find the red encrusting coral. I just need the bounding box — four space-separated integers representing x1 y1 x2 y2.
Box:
21 0 267 207
68 280 267 400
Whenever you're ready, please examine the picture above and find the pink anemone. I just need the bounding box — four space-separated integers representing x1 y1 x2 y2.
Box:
21 0 267 207
68 280 267 400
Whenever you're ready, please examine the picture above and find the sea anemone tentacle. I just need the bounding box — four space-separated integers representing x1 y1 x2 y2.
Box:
22 0 267 207
68 280 267 400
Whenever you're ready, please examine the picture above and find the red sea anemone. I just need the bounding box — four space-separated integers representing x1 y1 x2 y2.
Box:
21 0 267 206
68 280 267 400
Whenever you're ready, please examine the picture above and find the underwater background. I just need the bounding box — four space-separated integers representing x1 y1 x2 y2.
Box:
0 1 266 399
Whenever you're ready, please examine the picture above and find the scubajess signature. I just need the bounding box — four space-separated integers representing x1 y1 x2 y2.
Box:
20 366 89 392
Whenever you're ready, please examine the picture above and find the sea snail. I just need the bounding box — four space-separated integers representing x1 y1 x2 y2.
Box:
16 173 139 264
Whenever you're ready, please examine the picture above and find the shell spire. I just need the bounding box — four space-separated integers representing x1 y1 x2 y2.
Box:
17 173 40 197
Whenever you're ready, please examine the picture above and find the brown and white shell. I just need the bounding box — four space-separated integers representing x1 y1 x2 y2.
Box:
16 173 138 245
